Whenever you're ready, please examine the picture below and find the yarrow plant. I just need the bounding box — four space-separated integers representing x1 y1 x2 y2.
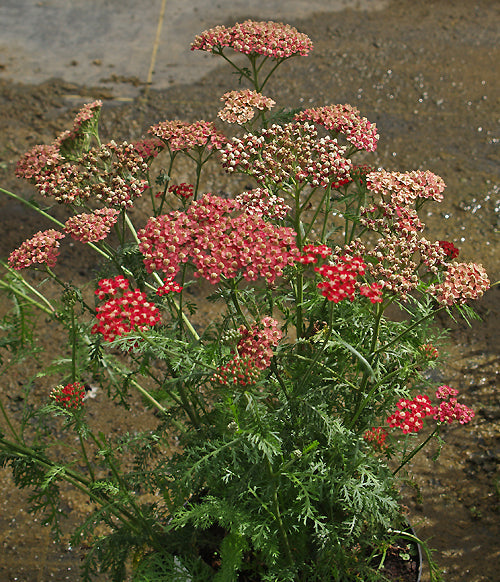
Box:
0 19 493 582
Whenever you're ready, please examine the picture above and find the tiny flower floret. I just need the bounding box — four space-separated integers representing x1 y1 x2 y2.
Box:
191 20 313 59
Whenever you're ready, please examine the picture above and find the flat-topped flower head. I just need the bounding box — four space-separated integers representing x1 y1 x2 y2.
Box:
50 381 86 410
16 143 63 183
8 229 65 270
366 169 446 206
191 20 313 59
387 395 435 434
221 122 352 189
295 104 379 152
427 261 490 305
139 193 298 284
218 90 276 125
149 120 226 152
64 208 120 243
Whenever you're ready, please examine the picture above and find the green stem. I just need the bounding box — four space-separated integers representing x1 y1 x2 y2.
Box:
393 427 439 475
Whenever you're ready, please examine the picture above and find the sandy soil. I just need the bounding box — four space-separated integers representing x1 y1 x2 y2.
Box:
0 0 498 580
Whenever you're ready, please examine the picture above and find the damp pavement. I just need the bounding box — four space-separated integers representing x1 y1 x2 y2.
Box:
0 0 388 98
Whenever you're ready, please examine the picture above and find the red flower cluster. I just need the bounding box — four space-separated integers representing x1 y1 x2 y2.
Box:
8 229 65 270
149 120 226 152
363 427 388 451
386 395 434 434
315 256 383 304
295 104 379 152
296 244 332 265
167 183 195 199
156 278 183 296
418 343 439 360
220 122 352 189
138 194 298 284
212 317 282 387
438 240 459 260
64 208 120 243
191 20 313 59
92 276 161 342
50 382 86 410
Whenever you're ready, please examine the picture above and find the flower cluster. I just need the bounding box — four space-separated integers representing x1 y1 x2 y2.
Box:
50 382 86 410
167 183 195 199
360 202 424 238
427 261 490 305
386 395 435 434
315 256 383 304
418 343 439 360
212 318 282 386
155 278 183 296
434 385 475 424
149 120 226 151
218 90 275 125
64 208 120 243
92 276 161 342
366 169 446 206
438 240 459 260
138 194 298 284
8 229 65 270
191 20 313 59
235 188 290 220
295 104 379 152
221 122 352 189
363 427 388 451
295 244 332 265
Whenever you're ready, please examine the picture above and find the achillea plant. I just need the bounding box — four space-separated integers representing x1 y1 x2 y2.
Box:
0 19 492 582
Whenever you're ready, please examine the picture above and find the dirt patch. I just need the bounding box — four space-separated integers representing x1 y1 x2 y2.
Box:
0 0 498 580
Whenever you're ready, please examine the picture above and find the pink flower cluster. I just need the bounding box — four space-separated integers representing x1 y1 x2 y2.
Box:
387 387 474 433
434 385 475 424
55 100 103 154
218 90 276 125
418 344 439 360
133 137 164 160
212 317 282 387
235 188 290 220
315 256 383 304
366 170 446 206
221 122 352 189
360 202 424 238
191 20 313 59
427 261 490 305
149 120 226 152
50 381 86 410
8 229 65 270
16 143 62 182
386 395 434 434
92 276 161 342
64 208 120 243
138 194 298 284
295 104 379 152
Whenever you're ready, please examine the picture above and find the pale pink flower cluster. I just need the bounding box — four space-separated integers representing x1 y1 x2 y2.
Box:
138 194 298 284
16 144 62 182
434 385 475 425
221 122 352 189
8 229 65 270
235 188 290 220
212 317 282 387
366 170 446 205
191 20 313 59
218 90 276 125
64 208 120 243
295 104 379 152
427 262 490 305
149 120 226 151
